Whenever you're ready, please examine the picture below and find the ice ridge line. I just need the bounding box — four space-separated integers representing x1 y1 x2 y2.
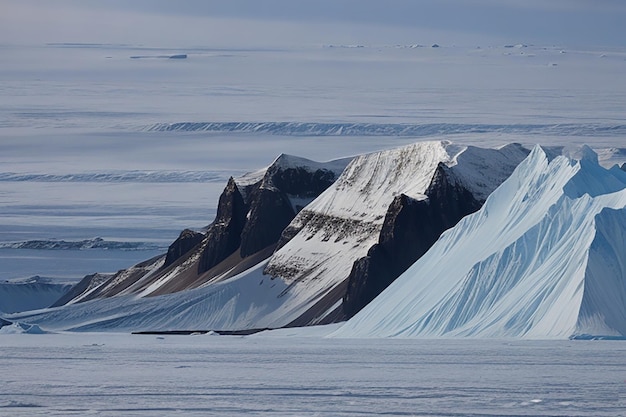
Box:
144 122 626 137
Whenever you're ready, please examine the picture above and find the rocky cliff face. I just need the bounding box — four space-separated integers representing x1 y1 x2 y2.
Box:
343 163 483 318
29 142 536 333
200 155 350 271
164 229 205 269
197 177 248 273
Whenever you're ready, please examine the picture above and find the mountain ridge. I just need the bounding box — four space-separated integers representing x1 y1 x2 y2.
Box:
333 145 626 339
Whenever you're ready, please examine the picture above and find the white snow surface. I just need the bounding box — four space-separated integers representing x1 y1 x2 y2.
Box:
1 333 624 416
333 146 626 339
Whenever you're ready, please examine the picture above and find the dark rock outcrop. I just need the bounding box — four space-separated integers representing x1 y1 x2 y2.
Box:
198 177 248 273
270 166 338 200
0 317 12 328
53 155 349 307
239 187 295 258
164 229 205 269
239 163 341 257
343 163 483 318
621 162 626 172
198 157 347 273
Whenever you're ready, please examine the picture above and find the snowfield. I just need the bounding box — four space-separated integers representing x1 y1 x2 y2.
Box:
2 41 626 281
0 332 624 417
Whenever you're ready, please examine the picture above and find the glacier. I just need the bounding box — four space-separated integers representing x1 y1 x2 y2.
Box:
333 145 626 339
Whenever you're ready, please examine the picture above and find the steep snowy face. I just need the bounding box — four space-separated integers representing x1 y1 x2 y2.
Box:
333 146 626 339
342 143 530 318
264 141 529 325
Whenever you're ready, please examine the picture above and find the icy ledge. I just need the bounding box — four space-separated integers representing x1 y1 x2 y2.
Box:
333 145 626 339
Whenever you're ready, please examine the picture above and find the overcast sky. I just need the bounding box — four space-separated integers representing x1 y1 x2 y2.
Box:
1 0 625 48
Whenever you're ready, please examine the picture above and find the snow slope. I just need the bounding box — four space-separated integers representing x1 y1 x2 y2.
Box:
333 146 626 339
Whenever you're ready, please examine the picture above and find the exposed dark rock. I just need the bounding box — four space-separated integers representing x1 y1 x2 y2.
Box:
163 229 204 269
269 166 338 198
0 317 11 328
343 163 483 318
198 177 248 274
199 162 344 272
240 164 341 256
239 187 295 258
621 163 626 172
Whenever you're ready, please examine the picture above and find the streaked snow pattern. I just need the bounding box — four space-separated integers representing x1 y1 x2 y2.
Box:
334 145 626 339
145 121 626 137
263 141 527 325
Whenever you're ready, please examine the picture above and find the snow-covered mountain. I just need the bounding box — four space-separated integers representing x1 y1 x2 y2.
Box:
264 141 528 324
10 141 529 332
333 145 626 339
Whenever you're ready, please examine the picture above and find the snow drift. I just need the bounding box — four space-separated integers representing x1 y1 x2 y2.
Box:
333 145 626 339
0 321 48 334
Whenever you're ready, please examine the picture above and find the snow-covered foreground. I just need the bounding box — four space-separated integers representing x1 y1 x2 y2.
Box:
0 333 624 417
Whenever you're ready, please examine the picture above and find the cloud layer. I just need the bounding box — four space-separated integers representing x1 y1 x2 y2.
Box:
1 1 624 47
